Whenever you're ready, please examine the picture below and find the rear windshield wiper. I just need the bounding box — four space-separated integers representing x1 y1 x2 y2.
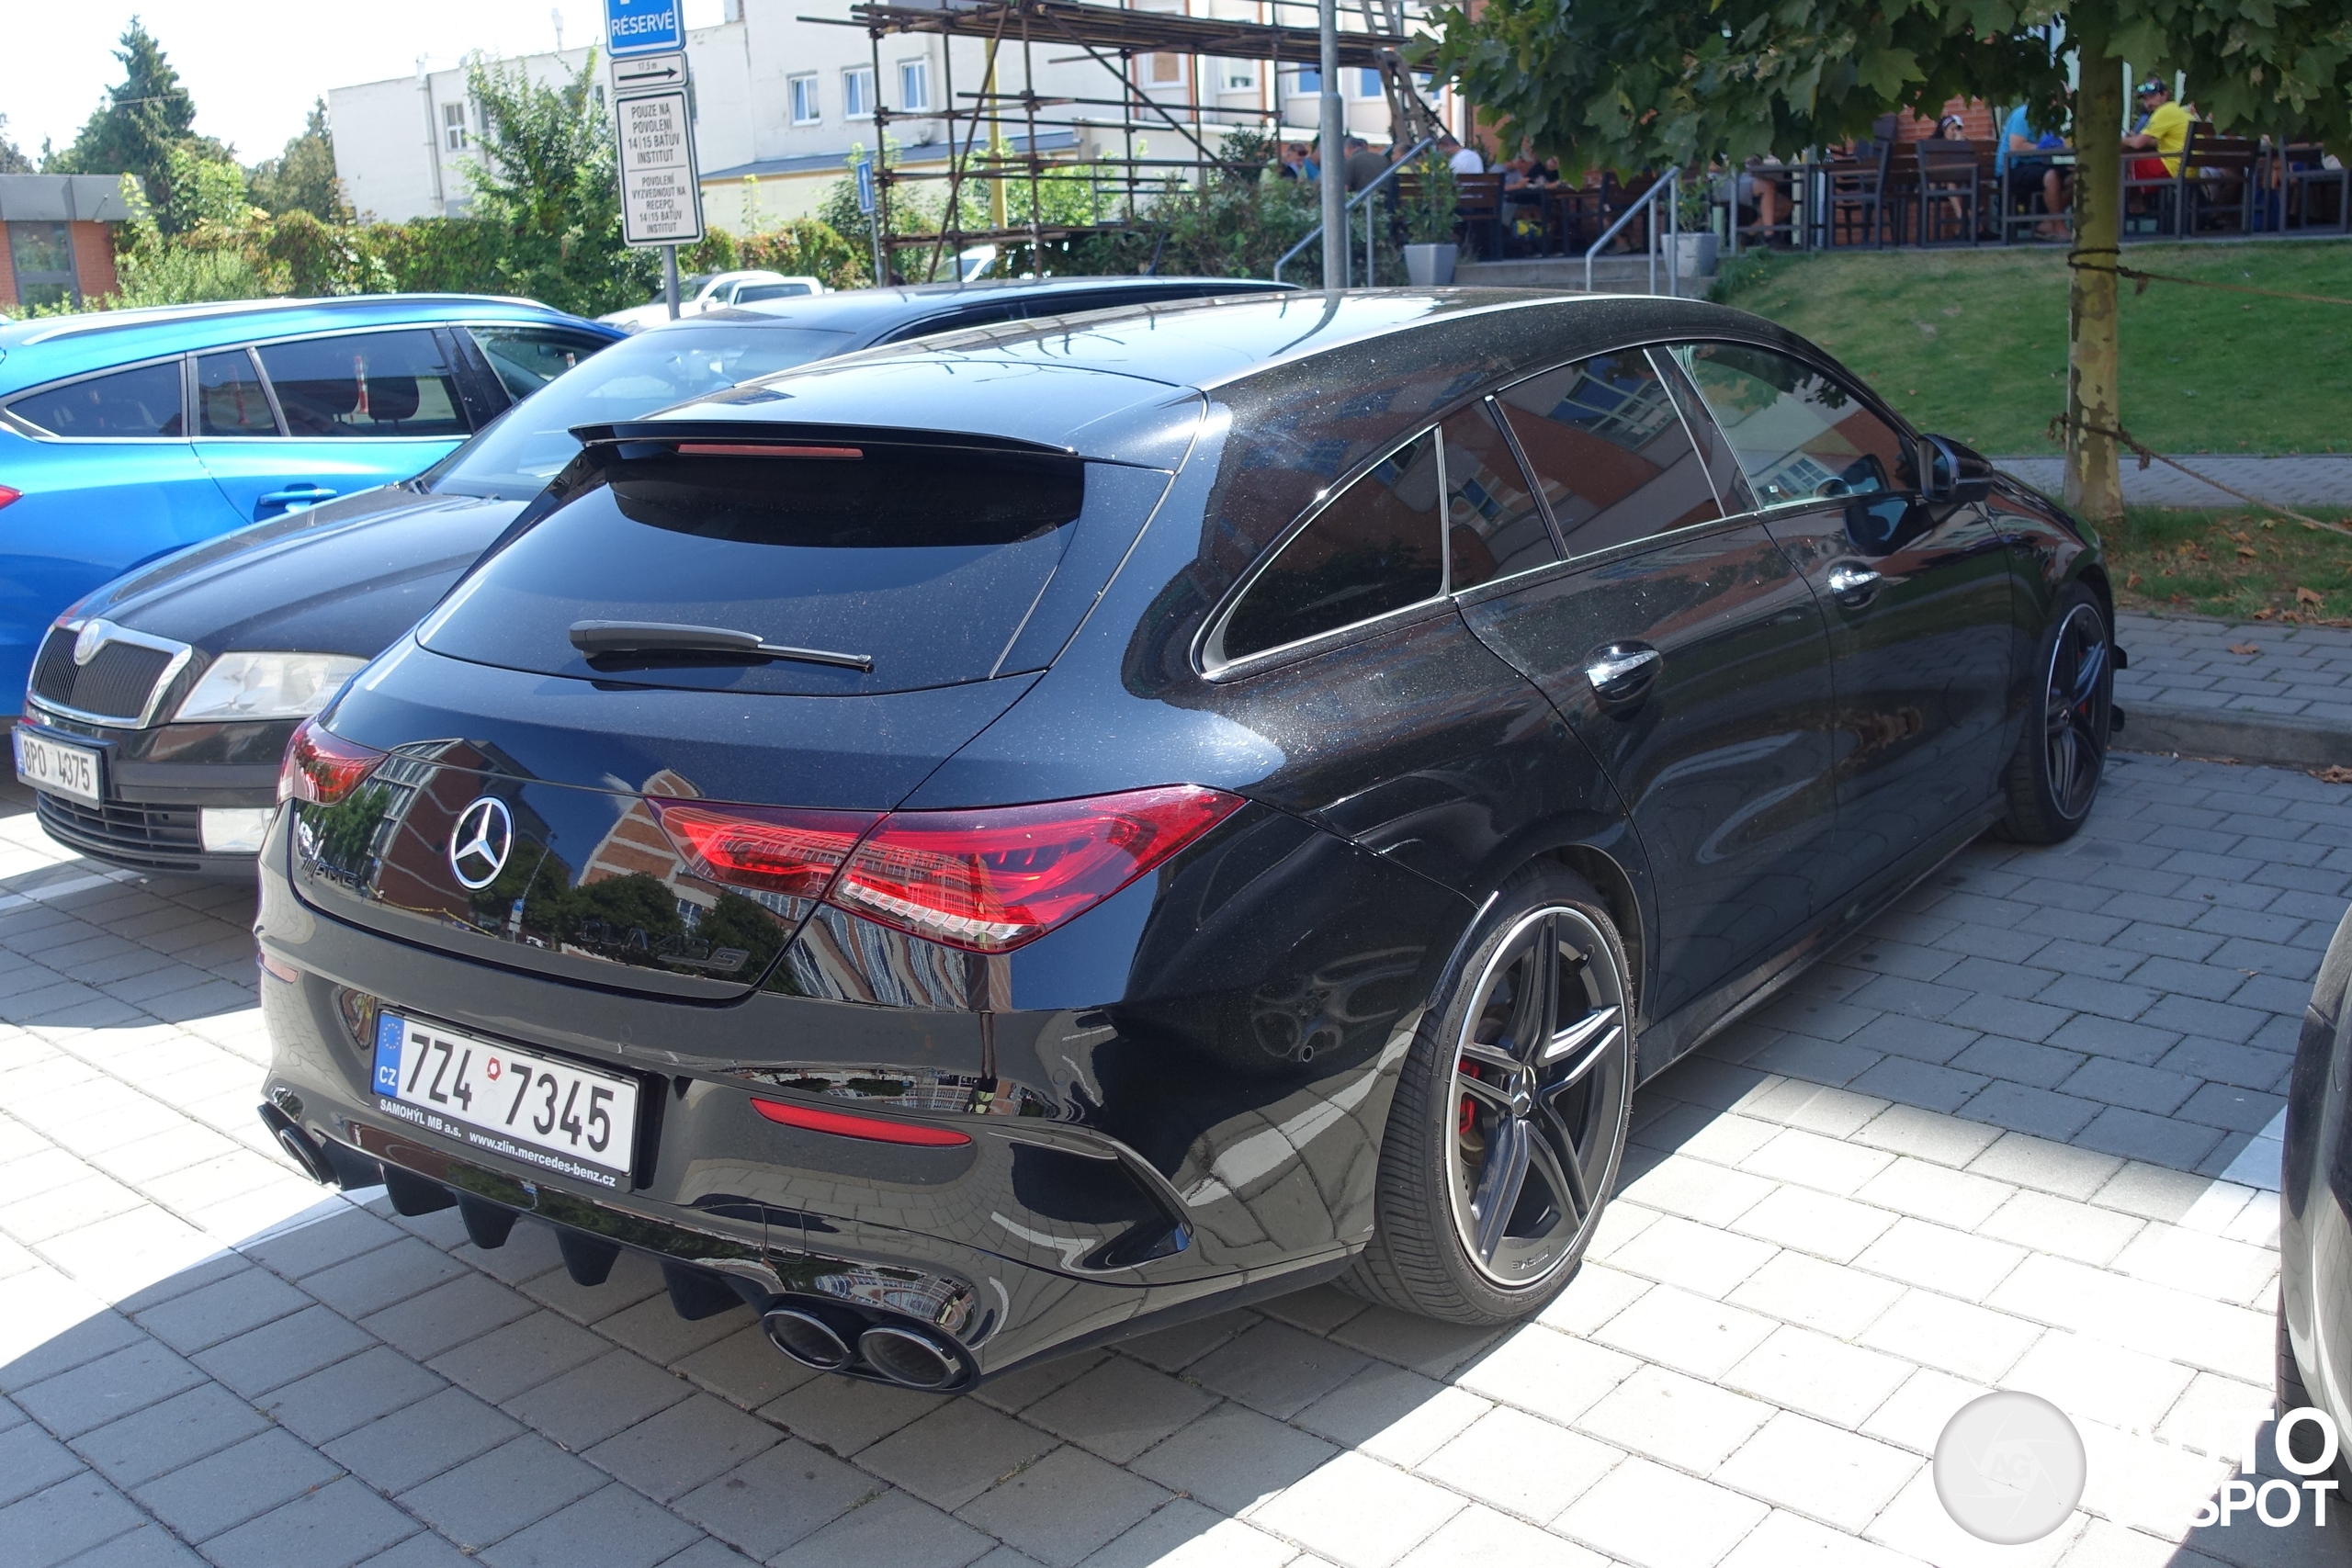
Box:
569 620 874 672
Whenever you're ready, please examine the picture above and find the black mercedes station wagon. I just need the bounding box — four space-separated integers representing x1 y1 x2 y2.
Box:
256 290 2119 1393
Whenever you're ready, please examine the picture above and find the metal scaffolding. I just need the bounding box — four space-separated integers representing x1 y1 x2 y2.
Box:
806 0 1442 280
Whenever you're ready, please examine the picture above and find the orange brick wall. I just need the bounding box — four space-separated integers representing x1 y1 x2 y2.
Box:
0 231 15 309
72 222 119 303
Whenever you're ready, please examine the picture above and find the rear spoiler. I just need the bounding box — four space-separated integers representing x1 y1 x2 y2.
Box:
569 418 1081 458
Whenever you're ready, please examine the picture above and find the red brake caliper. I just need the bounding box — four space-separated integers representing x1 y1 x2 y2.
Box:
1458 1060 1479 1136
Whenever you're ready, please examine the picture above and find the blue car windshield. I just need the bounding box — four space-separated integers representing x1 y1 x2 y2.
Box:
429 324 858 499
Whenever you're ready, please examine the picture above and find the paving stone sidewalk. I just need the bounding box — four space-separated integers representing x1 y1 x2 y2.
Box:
1996 454 2352 510
2117 613 2352 729
1 755 2347 1568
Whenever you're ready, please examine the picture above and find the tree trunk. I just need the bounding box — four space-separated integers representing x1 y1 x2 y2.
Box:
2065 24 2125 525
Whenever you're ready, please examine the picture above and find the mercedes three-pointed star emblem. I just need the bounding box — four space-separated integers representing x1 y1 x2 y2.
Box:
447 796 514 890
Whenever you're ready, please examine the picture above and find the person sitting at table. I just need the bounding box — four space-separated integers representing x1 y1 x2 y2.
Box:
1344 136 1388 194
1736 157 1787 244
2124 78 2191 207
1998 104 2072 238
1441 133 1487 175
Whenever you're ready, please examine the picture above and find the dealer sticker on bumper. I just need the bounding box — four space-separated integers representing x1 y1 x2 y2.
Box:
372 1013 639 1188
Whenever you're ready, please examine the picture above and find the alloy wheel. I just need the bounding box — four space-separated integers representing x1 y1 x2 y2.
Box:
2042 603 2109 821
1446 905 1630 1287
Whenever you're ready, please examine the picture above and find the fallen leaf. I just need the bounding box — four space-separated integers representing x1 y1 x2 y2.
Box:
2126 572 2143 588
2299 586 2325 605
2236 546 2258 561
2316 766 2352 784
2255 607 2277 620
2228 643 2261 655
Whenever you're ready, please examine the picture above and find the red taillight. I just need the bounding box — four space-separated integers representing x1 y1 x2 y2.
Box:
751 1096 972 1145
831 785 1243 953
0 486 20 511
646 799 877 900
664 785 1244 953
278 716 387 805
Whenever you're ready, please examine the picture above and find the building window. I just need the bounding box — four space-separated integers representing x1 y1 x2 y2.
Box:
789 73 820 124
899 58 930 112
1356 68 1383 98
1223 62 1257 91
6 222 79 310
843 65 874 118
1288 67 1321 96
1144 51 1183 85
442 102 469 151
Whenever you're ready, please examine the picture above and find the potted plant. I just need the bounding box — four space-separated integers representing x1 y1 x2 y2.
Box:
1672 177 1719 279
1400 154 1460 286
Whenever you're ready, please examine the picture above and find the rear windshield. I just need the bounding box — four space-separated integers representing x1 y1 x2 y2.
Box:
418 445 1094 695
430 325 859 499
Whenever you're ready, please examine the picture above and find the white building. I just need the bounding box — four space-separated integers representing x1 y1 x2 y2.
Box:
330 0 1454 233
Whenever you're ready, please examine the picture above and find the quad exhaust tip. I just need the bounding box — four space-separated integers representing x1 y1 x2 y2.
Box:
858 1325 962 1391
763 1307 966 1390
763 1308 853 1371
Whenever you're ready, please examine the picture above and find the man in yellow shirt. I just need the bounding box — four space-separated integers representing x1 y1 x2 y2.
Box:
2126 79 2192 180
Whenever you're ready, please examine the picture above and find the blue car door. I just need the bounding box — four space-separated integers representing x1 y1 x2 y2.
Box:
193 329 475 522
0 357 231 715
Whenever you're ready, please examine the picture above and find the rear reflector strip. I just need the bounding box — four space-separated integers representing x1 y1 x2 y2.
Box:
751 1097 972 1146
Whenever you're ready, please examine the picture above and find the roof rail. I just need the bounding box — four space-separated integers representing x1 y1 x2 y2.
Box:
15 293 558 345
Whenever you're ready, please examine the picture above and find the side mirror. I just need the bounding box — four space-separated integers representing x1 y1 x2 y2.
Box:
1917 435 1958 502
1918 434 1994 503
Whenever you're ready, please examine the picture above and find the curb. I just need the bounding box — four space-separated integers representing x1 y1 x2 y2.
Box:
2114 703 2352 771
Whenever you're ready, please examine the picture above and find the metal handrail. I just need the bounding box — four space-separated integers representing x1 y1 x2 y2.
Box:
1274 135 1440 285
1585 165 1681 296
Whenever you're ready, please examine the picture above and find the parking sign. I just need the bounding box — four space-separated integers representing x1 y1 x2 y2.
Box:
605 0 684 57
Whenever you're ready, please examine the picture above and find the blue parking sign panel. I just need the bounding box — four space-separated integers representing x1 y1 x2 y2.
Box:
605 0 683 56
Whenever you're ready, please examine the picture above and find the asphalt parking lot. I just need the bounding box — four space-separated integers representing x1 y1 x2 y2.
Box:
0 753 2345 1568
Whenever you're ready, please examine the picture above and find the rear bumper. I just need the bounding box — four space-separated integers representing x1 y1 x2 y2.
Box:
257 961 1358 1385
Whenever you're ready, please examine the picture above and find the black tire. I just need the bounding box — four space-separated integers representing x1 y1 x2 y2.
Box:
1995 581 2113 844
1345 866 1634 1324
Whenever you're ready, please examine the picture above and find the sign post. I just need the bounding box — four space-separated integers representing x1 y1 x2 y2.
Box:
854 155 884 288
605 0 699 317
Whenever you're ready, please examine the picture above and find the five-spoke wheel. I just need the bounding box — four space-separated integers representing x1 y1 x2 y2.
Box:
2042 601 2109 822
1445 905 1630 1286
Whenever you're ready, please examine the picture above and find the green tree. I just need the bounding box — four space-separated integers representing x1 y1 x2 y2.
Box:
1423 0 2352 525
460 50 656 316
251 98 347 221
49 17 234 231
0 116 32 175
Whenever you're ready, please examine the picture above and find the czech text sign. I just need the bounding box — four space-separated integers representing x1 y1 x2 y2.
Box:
616 89 704 246
611 51 686 96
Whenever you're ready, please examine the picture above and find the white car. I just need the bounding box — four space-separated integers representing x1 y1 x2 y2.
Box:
598 270 827 333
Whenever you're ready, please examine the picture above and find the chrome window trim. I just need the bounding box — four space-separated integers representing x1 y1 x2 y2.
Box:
27 618 198 729
0 351 196 443
192 344 288 439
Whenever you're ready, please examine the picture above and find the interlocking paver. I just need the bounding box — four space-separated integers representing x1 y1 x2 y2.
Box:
0 757 2343 1566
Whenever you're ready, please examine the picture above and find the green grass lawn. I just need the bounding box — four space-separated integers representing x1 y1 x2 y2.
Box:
1715 241 2352 456
2109 506 2352 623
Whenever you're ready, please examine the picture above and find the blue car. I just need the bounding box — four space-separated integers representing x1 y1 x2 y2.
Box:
0 295 620 716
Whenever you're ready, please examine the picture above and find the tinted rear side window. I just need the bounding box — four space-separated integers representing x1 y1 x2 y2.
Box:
1497 351 1720 558
9 362 185 437
420 445 1096 695
1440 400 1556 591
257 330 469 438
1216 429 1443 664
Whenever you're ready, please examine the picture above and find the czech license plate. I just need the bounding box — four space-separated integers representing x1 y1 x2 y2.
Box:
13 728 102 806
371 1013 639 1187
